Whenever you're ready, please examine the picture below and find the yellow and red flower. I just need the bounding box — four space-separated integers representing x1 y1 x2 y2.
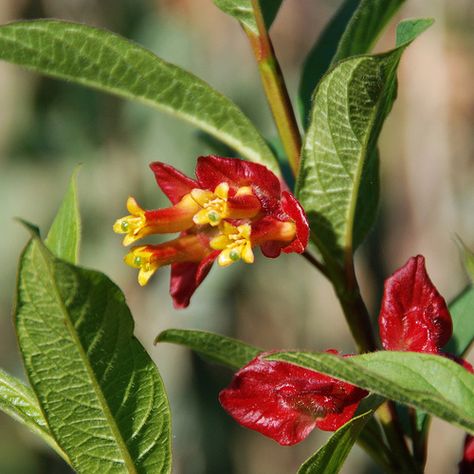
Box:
114 155 309 308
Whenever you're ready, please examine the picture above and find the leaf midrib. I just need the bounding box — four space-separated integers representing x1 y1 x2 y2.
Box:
338 57 389 258
31 240 138 473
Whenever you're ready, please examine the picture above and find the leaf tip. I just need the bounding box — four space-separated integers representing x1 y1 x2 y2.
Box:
15 218 41 238
396 18 435 47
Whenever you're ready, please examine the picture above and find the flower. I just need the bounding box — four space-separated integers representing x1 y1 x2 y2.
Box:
378 255 452 353
219 352 367 446
114 155 309 308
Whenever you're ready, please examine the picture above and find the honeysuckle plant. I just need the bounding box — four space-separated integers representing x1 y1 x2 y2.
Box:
0 2 473 474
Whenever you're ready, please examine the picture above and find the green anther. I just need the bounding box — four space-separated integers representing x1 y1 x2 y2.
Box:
229 249 240 261
121 221 129 232
208 211 220 223
134 256 142 267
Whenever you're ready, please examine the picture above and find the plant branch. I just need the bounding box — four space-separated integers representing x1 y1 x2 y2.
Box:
332 263 377 353
410 408 430 469
244 0 302 176
377 402 422 474
302 250 330 278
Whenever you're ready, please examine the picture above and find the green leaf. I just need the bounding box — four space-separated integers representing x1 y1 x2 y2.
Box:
409 284 474 457
213 0 283 34
45 167 81 264
455 236 474 284
155 329 261 370
335 0 405 56
0 20 278 173
0 369 69 464
299 0 406 125
15 226 172 473
445 286 474 357
297 410 374 474
296 19 433 264
268 350 474 435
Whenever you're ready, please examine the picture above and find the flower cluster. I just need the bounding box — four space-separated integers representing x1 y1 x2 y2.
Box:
219 255 473 450
114 155 309 308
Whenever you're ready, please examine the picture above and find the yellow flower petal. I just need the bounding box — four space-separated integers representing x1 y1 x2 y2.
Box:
241 243 254 264
210 234 230 250
214 182 229 199
126 196 143 215
138 266 158 286
190 189 214 207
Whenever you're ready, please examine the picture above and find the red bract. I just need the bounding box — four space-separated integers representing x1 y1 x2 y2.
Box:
219 353 367 446
459 435 474 474
379 255 452 353
114 155 309 308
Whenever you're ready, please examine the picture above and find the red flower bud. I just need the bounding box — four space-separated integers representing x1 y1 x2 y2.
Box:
379 255 452 353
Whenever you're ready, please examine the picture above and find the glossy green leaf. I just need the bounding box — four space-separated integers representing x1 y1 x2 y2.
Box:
45 168 81 264
296 19 433 264
0 369 69 464
155 329 260 370
445 286 474 357
213 0 283 34
297 410 374 474
0 20 278 173
407 285 474 458
15 227 172 473
299 0 405 125
268 350 474 435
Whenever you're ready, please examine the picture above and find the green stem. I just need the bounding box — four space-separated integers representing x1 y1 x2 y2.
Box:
332 263 377 353
377 402 422 473
357 420 399 474
410 408 430 469
245 0 302 176
302 250 329 279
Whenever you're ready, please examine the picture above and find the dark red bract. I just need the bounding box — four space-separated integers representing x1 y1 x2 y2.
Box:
219 353 367 446
379 255 452 353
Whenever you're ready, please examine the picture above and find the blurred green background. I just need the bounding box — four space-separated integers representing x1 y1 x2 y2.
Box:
0 1 473 473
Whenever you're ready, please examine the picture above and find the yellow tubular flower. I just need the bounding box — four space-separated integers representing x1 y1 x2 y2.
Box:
113 197 146 246
124 235 212 286
124 246 159 286
113 195 200 246
210 222 254 267
191 182 230 226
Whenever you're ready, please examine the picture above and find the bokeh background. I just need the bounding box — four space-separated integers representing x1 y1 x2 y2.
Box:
0 0 473 473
